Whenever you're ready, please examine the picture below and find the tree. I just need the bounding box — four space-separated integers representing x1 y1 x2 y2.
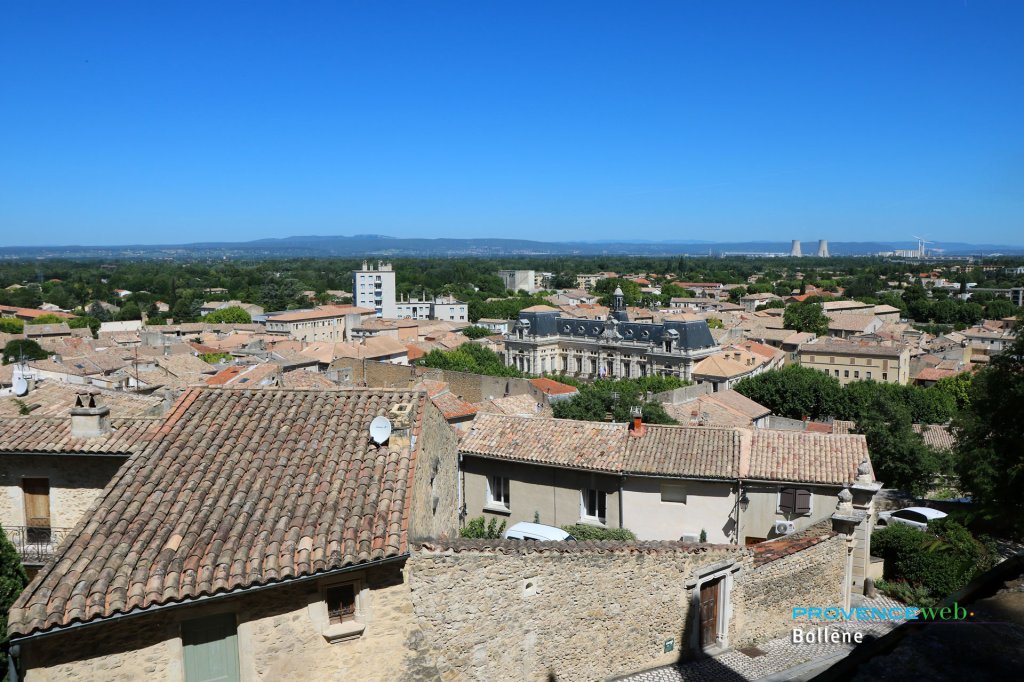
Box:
551 376 686 424
26 313 65 326
416 344 523 377
0 318 24 334
460 516 506 539
68 316 101 337
783 302 829 336
461 325 493 339
2 339 49 365
204 306 252 324
934 372 973 411
86 301 112 321
984 298 1016 320
0 524 29 674
734 365 842 420
117 302 142 321
593 278 642 306
953 331 1024 535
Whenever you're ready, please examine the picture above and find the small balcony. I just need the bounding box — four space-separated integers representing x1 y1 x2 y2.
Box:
3 526 74 565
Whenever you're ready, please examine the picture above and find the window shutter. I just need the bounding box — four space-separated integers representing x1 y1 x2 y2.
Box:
779 488 796 513
795 489 812 515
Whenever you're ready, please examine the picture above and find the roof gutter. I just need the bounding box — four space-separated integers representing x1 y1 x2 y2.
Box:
8 553 409 647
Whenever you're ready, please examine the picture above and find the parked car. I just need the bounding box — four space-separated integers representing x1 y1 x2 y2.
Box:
876 506 947 530
503 522 575 541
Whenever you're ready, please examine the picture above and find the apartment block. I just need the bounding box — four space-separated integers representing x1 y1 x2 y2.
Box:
797 339 911 385
353 261 397 318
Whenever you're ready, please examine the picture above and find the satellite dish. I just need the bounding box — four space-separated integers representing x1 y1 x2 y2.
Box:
13 376 29 397
369 416 392 445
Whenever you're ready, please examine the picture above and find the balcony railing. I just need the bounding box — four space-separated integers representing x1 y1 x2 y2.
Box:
3 526 74 564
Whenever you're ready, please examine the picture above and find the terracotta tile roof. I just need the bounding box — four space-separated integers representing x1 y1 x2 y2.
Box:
913 423 955 451
461 413 624 472
528 377 579 396
278 370 338 389
475 394 550 418
205 363 279 386
623 425 744 478
707 390 772 420
831 419 856 434
463 415 874 486
752 521 838 566
0 418 158 454
266 305 372 322
0 382 166 418
748 430 870 485
430 391 479 420
8 387 428 638
914 367 958 382
799 339 907 358
519 305 559 313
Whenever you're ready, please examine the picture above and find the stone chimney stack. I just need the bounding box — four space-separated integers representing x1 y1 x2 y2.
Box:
387 402 414 448
70 391 111 438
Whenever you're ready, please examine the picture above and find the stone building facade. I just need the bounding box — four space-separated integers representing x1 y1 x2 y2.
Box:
504 293 720 380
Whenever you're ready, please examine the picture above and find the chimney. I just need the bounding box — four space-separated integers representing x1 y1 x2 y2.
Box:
70 391 111 438
629 406 645 437
387 402 414 447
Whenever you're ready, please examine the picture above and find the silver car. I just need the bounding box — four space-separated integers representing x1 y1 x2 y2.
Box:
877 506 947 530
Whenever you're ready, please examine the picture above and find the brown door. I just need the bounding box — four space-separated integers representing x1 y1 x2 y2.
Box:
699 577 722 648
23 478 50 542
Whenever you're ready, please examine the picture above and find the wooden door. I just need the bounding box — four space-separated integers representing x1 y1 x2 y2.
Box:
699 577 722 649
23 478 50 528
182 614 240 682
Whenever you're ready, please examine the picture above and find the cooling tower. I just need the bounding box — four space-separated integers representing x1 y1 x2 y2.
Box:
790 240 802 257
816 240 829 257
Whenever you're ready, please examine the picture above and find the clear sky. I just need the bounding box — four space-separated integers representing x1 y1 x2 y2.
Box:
1 1 1022 247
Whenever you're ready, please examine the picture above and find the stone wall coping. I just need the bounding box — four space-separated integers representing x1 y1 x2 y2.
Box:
416 538 751 557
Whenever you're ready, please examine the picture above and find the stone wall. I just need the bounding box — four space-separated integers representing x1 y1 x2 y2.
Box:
407 540 752 681
732 531 846 645
0 454 126 530
21 562 440 682
408 401 460 540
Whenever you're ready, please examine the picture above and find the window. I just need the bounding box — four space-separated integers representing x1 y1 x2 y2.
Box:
778 488 812 515
866 371 872 380
854 370 860 378
487 475 510 509
882 372 888 381
581 488 607 522
320 577 366 642
834 370 839 377
844 370 849 378
326 583 358 624
661 484 687 503
23 478 50 543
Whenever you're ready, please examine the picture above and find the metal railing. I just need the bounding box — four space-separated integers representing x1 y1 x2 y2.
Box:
3 526 74 564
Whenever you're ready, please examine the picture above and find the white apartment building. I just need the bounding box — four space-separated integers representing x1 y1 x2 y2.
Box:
395 294 468 322
352 261 397 318
498 269 537 294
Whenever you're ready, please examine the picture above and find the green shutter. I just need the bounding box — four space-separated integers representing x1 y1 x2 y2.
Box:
182 614 241 682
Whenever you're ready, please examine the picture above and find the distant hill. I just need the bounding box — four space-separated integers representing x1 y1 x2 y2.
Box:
1 234 1022 259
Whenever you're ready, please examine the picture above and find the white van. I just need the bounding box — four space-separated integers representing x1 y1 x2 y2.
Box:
503 522 576 542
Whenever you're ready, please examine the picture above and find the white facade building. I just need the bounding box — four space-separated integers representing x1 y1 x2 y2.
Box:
352 261 397 318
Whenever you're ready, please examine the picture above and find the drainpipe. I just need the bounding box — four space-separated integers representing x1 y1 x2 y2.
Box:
457 453 466 525
7 643 19 682
619 476 625 529
734 479 743 544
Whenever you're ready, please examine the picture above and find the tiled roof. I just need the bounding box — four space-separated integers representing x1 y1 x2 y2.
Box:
266 305 372 322
623 425 744 478
748 430 870 485
0 382 166 418
461 413 624 472
0 418 157 454
913 424 955 451
708 390 772 420
419 538 744 556
914 367 958 382
799 340 907 358
528 377 578 396
461 415 873 486
475 393 550 418
752 521 837 566
8 387 427 638
519 305 559 313
278 370 338 389
430 391 479 420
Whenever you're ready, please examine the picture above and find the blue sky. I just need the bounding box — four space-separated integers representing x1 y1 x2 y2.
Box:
1 1 1022 246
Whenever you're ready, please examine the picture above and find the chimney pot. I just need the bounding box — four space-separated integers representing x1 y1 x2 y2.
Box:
70 391 111 437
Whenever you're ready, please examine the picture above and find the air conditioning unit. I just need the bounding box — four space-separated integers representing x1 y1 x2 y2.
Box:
680 532 700 543
774 520 796 535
